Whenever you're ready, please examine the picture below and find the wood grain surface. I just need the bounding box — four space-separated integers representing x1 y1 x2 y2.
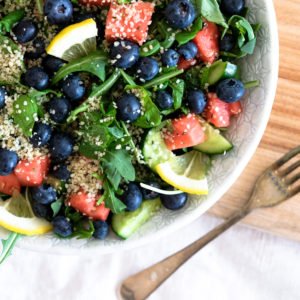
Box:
207 0 300 241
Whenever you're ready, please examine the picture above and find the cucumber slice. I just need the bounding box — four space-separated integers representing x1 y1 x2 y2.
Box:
193 119 233 154
112 198 161 239
142 128 175 172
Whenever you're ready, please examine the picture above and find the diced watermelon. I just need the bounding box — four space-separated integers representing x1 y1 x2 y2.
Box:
105 1 155 45
14 156 50 187
162 113 206 151
68 189 110 220
177 58 198 71
229 100 242 116
193 20 219 63
204 93 230 127
0 173 21 196
78 0 111 6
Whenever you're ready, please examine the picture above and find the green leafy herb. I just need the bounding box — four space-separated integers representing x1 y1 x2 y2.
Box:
12 95 38 136
51 197 63 217
157 21 177 49
52 50 108 84
0 232 22 265
243 80 260 88
0 9 25 33
102 161 121 190
120 69 136 85
175 17 203 46
28 88 62 98
140 39 161 57
72 219 95 239
102 180 126 214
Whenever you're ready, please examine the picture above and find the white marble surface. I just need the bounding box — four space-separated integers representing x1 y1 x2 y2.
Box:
1 214 300 300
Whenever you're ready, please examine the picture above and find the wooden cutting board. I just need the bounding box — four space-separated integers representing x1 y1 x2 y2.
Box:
207 0 300 241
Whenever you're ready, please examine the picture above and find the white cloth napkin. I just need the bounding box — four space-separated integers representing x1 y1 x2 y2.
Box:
1 214 300 300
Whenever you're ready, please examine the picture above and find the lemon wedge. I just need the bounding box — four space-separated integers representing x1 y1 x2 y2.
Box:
46 18 98 61
156 151 209 195
0 190 52 235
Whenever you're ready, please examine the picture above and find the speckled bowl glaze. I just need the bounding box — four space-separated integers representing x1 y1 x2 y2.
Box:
0 0 279 255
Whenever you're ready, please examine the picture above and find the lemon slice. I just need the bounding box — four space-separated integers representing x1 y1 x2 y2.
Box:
156 151 209 195
46 18 98 61
0 190 52 235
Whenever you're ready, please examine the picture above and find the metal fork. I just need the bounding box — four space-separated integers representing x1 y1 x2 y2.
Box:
118 145 300 300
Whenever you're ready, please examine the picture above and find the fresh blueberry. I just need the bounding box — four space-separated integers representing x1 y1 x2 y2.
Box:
116 94 141 122
48 132 74 161
186 89 207 114
136 57 159 81
30 122 52 148
220 34 236 52
43 55 66 74
165 0 195 29
110 40 140 69
44 0 73 25
31 201 52 219
62 75 85 102
46 97 71 123
25 38 46 59
12 20 38 43
220 0 245 16
161 49 179 67
0 86 6 110
0 149 18 176
51 216 73 237
120 183 143 212
92 220 109 239
216 79 245 103
73 12 103 37
161 192 188 210
178 41 198 60
155 90 174 110
24 67 49 91
141 182 161 200
52 163 71 181
31 183 57 205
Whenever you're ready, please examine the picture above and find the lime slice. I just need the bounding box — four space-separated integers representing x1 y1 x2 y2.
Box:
0 190 52 235
46 18 98 61
156 151 209 195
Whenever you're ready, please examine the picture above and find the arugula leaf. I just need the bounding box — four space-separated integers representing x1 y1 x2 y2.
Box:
72 219 95 239
78 140 104 159
125 85 162 128
52 50 108 84
107 126 124 138
0 232 22 265
0 9 25 33
51 197 63 217
175 17 203 46
102 180 126 214
102 161 121 190
12 95 38 136
157 21 177 49
28 88 62 98
140 39 161 57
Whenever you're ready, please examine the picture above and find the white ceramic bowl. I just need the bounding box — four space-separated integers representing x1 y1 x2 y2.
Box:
0 0 279 255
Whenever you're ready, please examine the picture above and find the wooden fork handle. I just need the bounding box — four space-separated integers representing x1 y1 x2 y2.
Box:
118 209 250 300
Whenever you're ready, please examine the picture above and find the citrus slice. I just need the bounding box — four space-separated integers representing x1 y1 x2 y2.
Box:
156 151 209 195
46 18 98 61
0 190 52 235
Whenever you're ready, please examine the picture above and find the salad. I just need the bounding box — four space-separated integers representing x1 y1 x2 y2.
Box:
0 0 260 260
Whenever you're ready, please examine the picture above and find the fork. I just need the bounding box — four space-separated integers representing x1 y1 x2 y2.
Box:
118 145 300 300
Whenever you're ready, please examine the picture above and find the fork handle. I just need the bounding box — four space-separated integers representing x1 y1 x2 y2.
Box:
118 209 250 300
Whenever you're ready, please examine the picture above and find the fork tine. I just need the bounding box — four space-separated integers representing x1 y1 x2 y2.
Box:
288 184 300 198
271 145 300 169
280 160 300 176
286 172 300 185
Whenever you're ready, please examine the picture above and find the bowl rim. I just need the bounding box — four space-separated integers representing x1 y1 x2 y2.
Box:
14 0 279 255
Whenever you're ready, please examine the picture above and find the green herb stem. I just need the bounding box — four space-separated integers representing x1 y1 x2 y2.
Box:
35 0 44 15
0 232 22 265
243 80 260 88
120 69 136 85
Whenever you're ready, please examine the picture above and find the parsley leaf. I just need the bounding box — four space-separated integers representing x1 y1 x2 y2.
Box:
0 232 22 265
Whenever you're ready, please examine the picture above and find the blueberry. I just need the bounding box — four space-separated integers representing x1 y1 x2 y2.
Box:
30 122 52 148
51 216 73 237
25 38 46 59
120 183 143 212
62 75 85 102
52 163 71 181
92 220 109 239
161 49 179 67
220 0 245 16
31 183 57 205
46 97 71 123
43 55 66 74
141 182 161 200
116 94 141 122
136 57 159 81
216 79 245 103
155 90 174 110
24 67 49 91
0 86 6 110
12 20 38 43
110 40 140 69
178 41 198 60
31 201 52 219
186 89 207 114
48 132 74 161
165 0 195 29
0 149 18 176
44 0 73 25
220 34 236 52
161 192 188 210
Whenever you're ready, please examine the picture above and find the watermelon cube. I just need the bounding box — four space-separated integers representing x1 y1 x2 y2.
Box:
78 0 111 7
